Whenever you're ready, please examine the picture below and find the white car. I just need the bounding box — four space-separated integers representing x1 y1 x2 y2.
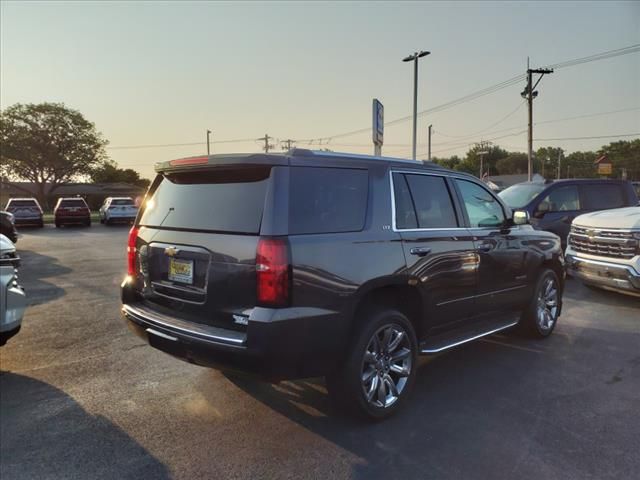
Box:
565 206 640 297
99 197 138 225
0 234 27 346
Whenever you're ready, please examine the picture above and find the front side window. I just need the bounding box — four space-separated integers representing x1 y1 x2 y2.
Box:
540 185 580 212
456 179 505 228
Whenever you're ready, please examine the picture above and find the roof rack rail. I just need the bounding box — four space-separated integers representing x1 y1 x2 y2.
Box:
289 148 440 166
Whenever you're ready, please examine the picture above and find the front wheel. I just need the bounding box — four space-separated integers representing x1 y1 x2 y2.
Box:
517 269 561 338
326 309 418 420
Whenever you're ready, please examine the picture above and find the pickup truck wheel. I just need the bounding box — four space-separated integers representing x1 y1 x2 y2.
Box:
518 268 560 338
326 309 418 420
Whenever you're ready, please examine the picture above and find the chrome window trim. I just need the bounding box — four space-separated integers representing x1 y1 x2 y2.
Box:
389 169 472 232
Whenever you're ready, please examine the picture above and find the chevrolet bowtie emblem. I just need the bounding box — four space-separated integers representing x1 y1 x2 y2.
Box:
587 230 596 241
165 246 180 257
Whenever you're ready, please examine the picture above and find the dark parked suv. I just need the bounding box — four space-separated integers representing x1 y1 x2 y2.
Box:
122 150 565 419
54 197 91 227
499 179 638 247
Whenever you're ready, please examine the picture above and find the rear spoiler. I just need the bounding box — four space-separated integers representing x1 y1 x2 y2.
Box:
155 153 290 173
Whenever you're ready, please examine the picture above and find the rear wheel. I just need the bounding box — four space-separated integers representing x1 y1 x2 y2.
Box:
55 221 61 228
326 309 418 420
85 219 91 227
517 269 560 338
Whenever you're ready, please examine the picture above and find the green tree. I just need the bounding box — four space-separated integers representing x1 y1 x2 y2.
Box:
535 146 564 179
0 102 108 207
600 139 640 180
457 144 509 176
564 151 598 178
495 152 529 175
91 161 150 189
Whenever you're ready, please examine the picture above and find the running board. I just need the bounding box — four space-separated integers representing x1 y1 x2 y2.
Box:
420 316 519 354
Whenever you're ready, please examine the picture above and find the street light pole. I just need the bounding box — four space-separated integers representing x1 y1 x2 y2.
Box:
207 129 212 156
403 50 430 160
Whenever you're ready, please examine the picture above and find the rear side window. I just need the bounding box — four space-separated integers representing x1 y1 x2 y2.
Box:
404 174 458 228
139 167 271 234
59 199 87 208
289 167 368 235
393 174 418 229
581 184 625 210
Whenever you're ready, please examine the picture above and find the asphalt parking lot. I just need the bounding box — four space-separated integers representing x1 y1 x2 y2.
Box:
1 225 639 480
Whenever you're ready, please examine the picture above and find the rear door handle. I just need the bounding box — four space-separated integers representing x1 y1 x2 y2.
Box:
410 247 431 257
476 243 493 253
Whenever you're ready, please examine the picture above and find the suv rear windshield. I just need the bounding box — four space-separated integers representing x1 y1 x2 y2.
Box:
289 167 369 235
59 199 87 208
139 167 271 234
7 200 39 208
498 183 545 208
111 199 134 206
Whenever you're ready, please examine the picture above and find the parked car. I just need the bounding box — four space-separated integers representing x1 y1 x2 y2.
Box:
0 211 18 243
633 181 640 200
53 197 91 227
4 197 44 227
99 197 138 225
566 206 640 297
121 150 565 419
499 179 639 248
1 234 26 346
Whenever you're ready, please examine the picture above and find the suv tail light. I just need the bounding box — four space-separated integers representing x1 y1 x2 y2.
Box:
256 237 290 307
127 226 139 276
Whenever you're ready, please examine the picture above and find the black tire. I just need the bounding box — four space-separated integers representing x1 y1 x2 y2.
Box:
38 221 44 228
517 268 561 338
55 222 61 228
326 308 418 420
100 216 105 224
85 219 91 227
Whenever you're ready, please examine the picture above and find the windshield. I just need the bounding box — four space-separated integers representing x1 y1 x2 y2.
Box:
498 183 546 208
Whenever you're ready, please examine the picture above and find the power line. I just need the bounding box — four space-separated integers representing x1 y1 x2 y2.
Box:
433 101 526 139
300 44 640 143
534 133 640 141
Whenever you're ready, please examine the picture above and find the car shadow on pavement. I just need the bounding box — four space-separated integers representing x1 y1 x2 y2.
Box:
0 372 170 480
15 250 71 306
225 325 640 480
564 277 640 308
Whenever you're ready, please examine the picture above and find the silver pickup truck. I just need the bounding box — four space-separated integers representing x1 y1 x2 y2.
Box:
566 207 640 297
0 234 27 345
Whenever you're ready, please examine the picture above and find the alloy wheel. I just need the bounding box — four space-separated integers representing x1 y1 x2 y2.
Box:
537 276 558 331
361 324 413 409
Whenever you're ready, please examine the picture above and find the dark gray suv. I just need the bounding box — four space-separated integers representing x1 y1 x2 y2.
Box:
122 150 565 419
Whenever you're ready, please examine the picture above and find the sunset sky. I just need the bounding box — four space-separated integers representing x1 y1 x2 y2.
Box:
1 1 639 180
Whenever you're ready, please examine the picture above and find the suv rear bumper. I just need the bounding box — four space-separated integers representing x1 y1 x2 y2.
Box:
565 253 640 297
121 295 347 381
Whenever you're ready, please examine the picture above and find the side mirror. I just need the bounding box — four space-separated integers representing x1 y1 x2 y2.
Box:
513 210 530 225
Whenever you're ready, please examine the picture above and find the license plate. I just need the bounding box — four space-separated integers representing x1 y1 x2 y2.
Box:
168 258 194 284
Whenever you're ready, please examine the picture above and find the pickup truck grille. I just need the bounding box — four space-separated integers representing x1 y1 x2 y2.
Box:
569 226 638 259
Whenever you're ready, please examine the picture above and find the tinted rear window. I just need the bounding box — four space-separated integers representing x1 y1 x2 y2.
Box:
111 199 134 206
8 200 39 208
289 167 368 235
581 184 625 210
59 199 87 208
139 167 271 233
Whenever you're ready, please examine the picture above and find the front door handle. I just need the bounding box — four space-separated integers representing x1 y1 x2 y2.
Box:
410 247 431 257
476 243 493 253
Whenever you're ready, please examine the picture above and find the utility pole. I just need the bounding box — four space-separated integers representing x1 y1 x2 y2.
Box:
521 58 553 181
257 133 274 153
428 124 432 161
403 50 430 160
206 129 212 156
281 139 295 151
475 140 490 179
